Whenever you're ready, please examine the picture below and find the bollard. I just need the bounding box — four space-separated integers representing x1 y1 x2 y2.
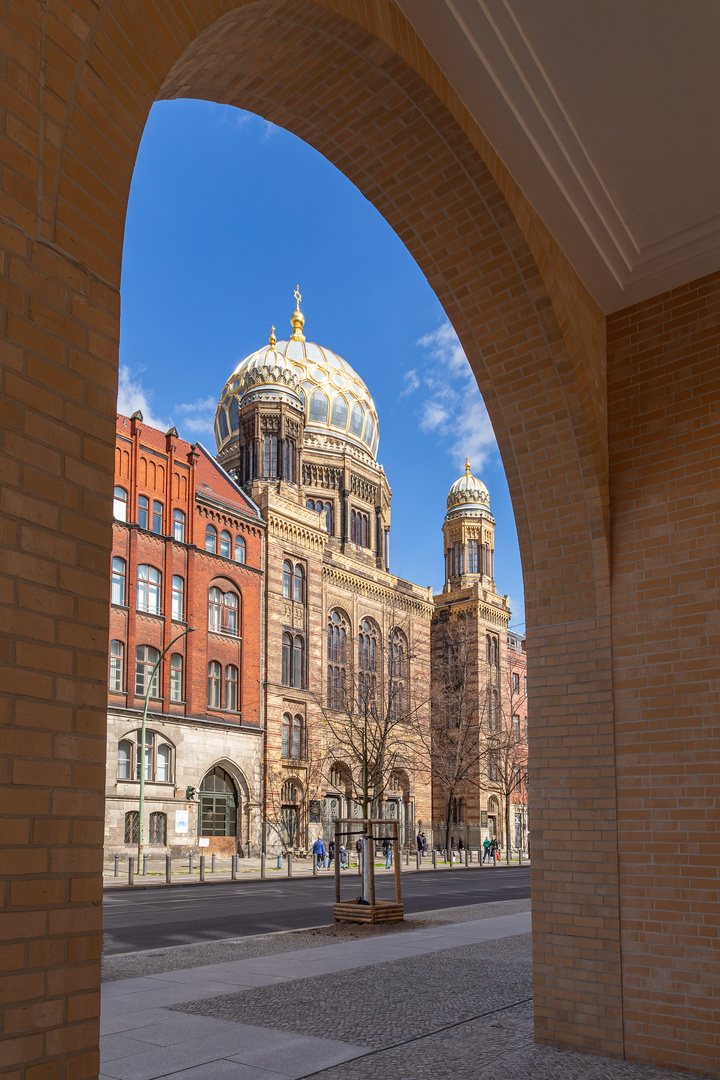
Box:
231 855 237 881
189 852 194 875
405 849 409 866
519 848 523 866
287 852 293 878
313 856 317 877
142 854 148 877
128 856 134 885
432 850 437 870
114 854 119 877
211 853 215 874
277 853 283 870
465 847 469 868
199 855 205 882
261 852 266 878
166 854 172 884
416 851 421 870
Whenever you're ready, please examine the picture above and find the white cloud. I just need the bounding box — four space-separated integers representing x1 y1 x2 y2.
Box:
174 395 217 442
117 365 168 431
409 320 498 473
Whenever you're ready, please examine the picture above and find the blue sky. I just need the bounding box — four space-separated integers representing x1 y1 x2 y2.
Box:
119 100 525 632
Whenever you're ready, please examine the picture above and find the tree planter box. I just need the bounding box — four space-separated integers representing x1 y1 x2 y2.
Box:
334 900 404 924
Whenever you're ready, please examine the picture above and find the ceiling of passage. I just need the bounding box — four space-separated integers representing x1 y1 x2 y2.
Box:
396 0 720 312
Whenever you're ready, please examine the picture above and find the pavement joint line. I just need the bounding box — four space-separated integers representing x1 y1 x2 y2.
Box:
106 925 332 960
284 996 535 1080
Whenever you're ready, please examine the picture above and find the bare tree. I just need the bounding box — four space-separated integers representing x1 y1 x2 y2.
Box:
265 742 322 855
478 657 528 863
428 614 484 855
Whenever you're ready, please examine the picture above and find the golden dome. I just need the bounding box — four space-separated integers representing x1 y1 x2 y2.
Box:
215 294 380 459
446 458 491 517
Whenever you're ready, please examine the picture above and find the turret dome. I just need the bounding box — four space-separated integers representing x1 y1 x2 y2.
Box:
215 291 380 460
446 459 491 518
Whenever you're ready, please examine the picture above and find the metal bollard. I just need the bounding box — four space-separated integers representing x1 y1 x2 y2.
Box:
211 853 216 874
287 852 293 878
189 852 194 875
519 848 523 866
231 855 237 880
114 854 119 877
199 855 205 882
166 854 172 884
313 856 317 877
277 853 283 870
142 854 148 877
405 849 409 866
465 847 469 868
128 856 134 885
261 852 266 878
432 850 437 870
416 851 421 870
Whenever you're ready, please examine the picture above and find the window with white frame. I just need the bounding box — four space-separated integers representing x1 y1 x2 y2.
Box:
235 536 246 563
137 565 161 614
173 508 185 542
111 557 126 605
220 529 232 558
171 575 184 621
205 524 217 553
113 486 128 521
109 639 124 692
169 653 183 702
135 645 160 697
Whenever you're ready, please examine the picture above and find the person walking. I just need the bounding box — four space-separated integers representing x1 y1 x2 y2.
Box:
312 836 326 870
489 836 499 862
382 837 393 869
416 831 423 852
482 836 491 863
421 832 427 854
339 843 347 870
327 839 335 867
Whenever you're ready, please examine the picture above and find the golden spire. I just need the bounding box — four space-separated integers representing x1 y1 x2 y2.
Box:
465 457 471 475
269 325 276 346
290 285 305 341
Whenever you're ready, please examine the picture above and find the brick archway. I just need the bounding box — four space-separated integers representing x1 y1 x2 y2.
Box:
6 1 624 1075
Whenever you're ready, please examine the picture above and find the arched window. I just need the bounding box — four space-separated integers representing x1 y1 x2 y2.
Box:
225 664 238 711
152 500 163 533
171 575 184 621
199 767 238 837
350 510 369 547
358 619 378 714
205 524 217 553
486 635 499 666
282 438 295 482
293 564 304 604
118 739 132 779
135 645 160 697
138 494 149 529
281 713 292 758
309 389 328 423
327 610 348 710
109 639 124 692
224 592 238 635
323 501 332 534
169 653 183 702
331 394 348 428
235 536 246 563
263 434 278 477
363 413 375 447
292 715 303 760
467 539 479 574
149 811 166 845
282 632 292 686
156 744 170 782
390 629 406 722
111 557 126 606
173 508 185 542
220 530 232 558
124 811 139 844
208 587 222 631
293 635 304 689
281 779 301 848
113 486 128 521
207 661 221 708
137 565 161 614
282 559 292 599
349 403 364 437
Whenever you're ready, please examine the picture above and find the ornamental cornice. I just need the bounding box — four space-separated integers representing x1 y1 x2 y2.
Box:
322 564 434 619
268 513 327 553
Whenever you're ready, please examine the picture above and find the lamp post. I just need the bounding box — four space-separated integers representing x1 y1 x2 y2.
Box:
137 626 195 865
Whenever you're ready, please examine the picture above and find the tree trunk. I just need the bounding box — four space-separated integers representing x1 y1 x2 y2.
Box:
505 794 511 864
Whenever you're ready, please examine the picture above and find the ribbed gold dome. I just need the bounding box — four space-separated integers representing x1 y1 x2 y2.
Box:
215 294 380 459
446 458 490 517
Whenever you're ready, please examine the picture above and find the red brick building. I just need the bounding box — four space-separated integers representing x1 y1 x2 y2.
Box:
105 413 265 856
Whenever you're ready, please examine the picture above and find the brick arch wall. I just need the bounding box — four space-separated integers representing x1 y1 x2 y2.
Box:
1 1 641 1077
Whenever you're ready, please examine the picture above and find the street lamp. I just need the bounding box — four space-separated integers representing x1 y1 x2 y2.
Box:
137 626 195 864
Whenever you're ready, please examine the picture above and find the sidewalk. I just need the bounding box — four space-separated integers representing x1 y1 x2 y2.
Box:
100 901 714 1080
103 853 528 889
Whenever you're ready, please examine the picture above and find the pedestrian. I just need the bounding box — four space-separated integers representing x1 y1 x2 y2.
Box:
450 836 456 862
416 830 423 851
458 837 465 856
328 839 335 867
382 837 392 869
482 836 491 863
339 843 347 870
312 836 326 870
421 832 427 854
490 836 499 861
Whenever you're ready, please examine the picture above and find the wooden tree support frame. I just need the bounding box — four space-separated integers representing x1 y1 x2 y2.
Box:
333 817 404 924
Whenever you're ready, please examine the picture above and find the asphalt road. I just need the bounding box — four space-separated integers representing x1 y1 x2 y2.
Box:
103 866 530 955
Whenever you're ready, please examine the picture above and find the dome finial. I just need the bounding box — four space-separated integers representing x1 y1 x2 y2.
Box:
269 325 276 346
290 285 305 341
465 456 471 475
